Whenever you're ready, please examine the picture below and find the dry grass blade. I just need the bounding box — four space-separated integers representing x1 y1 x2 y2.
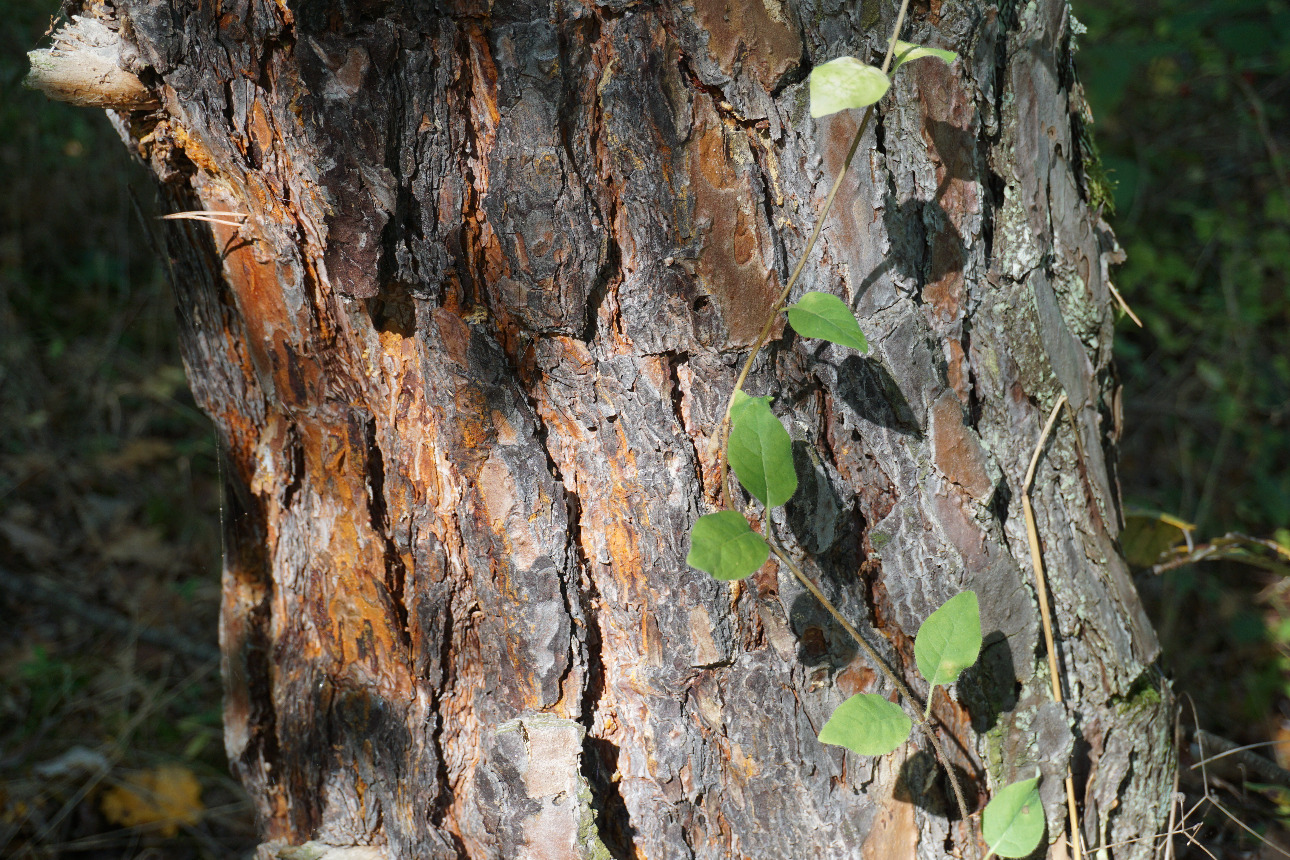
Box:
1019 393 1083 857
160 210 248 227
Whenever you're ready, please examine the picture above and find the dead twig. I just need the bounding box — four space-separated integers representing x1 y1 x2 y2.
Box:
1020 393 1083 858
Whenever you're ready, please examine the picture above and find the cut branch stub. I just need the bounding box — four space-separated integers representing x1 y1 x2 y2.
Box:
25 16 159 111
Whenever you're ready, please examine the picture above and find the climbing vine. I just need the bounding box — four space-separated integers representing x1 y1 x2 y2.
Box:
685 5 1047 857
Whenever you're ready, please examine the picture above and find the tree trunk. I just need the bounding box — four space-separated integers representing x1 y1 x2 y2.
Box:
51 0 1174 855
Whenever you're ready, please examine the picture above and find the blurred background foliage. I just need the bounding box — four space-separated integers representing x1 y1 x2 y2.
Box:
0 0 1288 856
1077 0 1290 537
1077 0 1290 848
0 0 250 856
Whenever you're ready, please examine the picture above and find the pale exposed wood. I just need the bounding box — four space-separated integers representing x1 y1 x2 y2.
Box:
25 16 158 110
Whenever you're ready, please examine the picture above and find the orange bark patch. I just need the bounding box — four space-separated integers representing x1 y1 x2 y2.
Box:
862 791 919 859
917 62 979 325
924 229 966 322
946 339 970 406
929 391 995 503
215 226 334 413
691 0 802 90
171 123 222 175
688 102 782 346
834 664 877 698
247 97 276 165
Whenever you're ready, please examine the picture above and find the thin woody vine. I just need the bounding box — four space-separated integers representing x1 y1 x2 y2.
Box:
685 5 1052 858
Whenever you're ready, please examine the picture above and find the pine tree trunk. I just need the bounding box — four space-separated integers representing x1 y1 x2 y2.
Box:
50 0 1174 855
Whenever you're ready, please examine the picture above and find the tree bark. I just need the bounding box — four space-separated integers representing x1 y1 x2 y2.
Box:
57 0 1174 855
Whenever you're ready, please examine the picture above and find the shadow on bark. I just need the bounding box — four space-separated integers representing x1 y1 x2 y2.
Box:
959 630 1020 735
895 750 981 821
835 355 922 436
582 736 636 860
857 117 976 309
788 590 861 671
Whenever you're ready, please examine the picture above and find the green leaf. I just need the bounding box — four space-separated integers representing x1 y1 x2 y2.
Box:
809 57 891 118
728 394 797 508
729 389 757 424
914 591 982 690
786 292 869 352
982 777 1045 859
818 693 912 756
686 511 770 581
891 40 958 71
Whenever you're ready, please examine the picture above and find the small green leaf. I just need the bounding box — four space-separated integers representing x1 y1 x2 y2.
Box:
786 292 869 352
687 511 770 581
982 777 1045 859
914 591 982 690
818 693 912 756
730 389 757 423
728 395 797 508
809 57 891 118
891 40 958 71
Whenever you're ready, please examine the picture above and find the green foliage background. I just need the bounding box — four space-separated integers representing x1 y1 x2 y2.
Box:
1074 0 1290 750
1077 0 1290 536
0 1 248 856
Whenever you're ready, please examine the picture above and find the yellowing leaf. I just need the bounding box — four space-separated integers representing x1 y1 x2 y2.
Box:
809 57 890 118
1121 508 1195 568
100 765 203 836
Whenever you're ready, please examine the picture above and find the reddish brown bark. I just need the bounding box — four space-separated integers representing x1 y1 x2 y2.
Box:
43 0 1175 855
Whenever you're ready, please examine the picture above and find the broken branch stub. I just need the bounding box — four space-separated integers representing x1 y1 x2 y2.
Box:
25 16 159 111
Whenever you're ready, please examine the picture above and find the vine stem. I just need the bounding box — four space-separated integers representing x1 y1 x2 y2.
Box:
767 541 971 827
709 0 979 848
713 0 911 508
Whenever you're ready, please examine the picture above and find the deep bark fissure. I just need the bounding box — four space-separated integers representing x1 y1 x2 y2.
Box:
364 416 412 651
281 422 305 510
525 379 637 856
746 134 792 298
428 596 458 838
453 26 488 317
570 491 636 860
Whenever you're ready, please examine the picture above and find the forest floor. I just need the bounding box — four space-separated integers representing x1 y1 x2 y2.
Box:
1 4 254 857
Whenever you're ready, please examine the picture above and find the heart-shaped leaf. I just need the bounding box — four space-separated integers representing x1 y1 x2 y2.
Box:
728 392 797 508
818 693 912 756
809 57 891 118
687 511 770 581
915 590 982 690
982 777 1045 859
891 40 959 71
787 292 868 351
